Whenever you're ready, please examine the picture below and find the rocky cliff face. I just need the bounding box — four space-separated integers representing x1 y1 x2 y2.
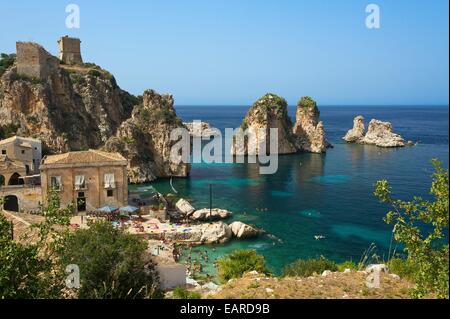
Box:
0 52 189 181
231 94 329 155
293 97 328 153
104 90 190 183
231 93 298 155
343 116 405 147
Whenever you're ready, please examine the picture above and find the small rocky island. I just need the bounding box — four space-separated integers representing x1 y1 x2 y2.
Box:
231 94 330 155
343 115 411 148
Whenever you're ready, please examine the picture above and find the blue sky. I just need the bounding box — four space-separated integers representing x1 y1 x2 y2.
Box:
1 0 448 105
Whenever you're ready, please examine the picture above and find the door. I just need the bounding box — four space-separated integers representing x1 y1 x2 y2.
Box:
4 195 19 212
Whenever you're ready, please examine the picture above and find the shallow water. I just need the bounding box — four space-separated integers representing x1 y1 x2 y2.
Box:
130 105 449 275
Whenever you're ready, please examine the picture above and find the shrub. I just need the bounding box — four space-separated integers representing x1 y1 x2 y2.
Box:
337 260 359 272
0 123 20 139
282 256 338 277
0 53 16 77
375 159 449 299
217 250 270 282
387 258 415 280
172 287 201 299
58 221 162 299
297 96 317 109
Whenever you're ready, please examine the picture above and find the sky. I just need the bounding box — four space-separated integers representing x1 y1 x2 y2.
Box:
0 0 448 106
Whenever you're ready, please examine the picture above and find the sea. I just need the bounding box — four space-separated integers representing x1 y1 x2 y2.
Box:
130 105 449 276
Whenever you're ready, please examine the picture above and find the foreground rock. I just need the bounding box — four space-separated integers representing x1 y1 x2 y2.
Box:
231 94 330 155
343 116 406 148
229 221 261 239
293 97 329 153
190 208 232 222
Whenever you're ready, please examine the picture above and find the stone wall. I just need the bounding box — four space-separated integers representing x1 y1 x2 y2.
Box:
58 36 83 64
16 42 60 80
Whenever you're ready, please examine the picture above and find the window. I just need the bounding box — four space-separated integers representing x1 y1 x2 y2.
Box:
104 173 115 189
21 150 25 154
74 175 86 190
107 189 114 197
50 176 62 190
1 150 6 155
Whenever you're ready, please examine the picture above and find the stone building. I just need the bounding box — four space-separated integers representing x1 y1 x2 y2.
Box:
0 136 42 182
40 150 128 213
16 42 60 79
58 36 83 64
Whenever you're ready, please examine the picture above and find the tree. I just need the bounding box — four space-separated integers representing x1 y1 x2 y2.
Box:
375 159 449 299
217 249 270 282
58 221 162 299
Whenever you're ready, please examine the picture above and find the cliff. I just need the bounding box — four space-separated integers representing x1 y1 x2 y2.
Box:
0 47 189 181
104 90 190 183
231 94 329 155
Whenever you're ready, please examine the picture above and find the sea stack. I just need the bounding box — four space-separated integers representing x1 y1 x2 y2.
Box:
293 97 328 153
343 116 406 147
231 93 297 155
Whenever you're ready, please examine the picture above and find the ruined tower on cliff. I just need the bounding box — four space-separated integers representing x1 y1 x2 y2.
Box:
58 36 83 64
16 42 60 80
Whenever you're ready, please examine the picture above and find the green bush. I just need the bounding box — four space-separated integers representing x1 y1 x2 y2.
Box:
172 287 201 299
375 159 449 299
0 53 16 77
337 260 359 272
217 250 270 282
0 123 20 140
58 221 162 299
282 256 338 277
297 96 317 109
387 258 415 280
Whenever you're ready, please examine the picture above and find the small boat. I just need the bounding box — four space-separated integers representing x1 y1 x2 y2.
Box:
314 235 326 241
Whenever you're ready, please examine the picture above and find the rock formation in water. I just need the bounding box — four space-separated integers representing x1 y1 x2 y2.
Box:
104 90 190 183
293 97 329 153
229 221 261 239
231 93 298 155
343 115 365 143
343 116 406 148
184 121 220 138
231 94 330 155
0 41 189 182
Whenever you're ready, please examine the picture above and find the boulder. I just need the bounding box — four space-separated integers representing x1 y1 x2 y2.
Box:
200 222 232 244
365 264 389 273
175 198 195 216
229 221 261 239
190 208 232 222
343 115 365 143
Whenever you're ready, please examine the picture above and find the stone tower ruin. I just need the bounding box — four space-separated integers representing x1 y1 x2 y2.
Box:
58 36 83 64
16 42 60 80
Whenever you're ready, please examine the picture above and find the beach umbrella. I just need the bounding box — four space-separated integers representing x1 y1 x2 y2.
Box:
96 205 119 214
119 205 139 214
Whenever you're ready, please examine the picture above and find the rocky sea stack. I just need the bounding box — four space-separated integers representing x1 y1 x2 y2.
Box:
293 96 328 153
0 41 189 182
343 116 406 148
231 94 329 155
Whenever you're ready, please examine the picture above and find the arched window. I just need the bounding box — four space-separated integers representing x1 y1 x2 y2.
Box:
0 175 5 186
8 173 24 186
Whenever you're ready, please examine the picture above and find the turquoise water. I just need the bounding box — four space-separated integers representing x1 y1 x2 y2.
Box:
130 106 449 275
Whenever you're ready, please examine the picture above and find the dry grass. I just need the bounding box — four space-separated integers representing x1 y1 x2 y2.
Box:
207 271 416 299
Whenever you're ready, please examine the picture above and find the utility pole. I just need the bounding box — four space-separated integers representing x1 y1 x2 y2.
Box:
209 184 212 214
